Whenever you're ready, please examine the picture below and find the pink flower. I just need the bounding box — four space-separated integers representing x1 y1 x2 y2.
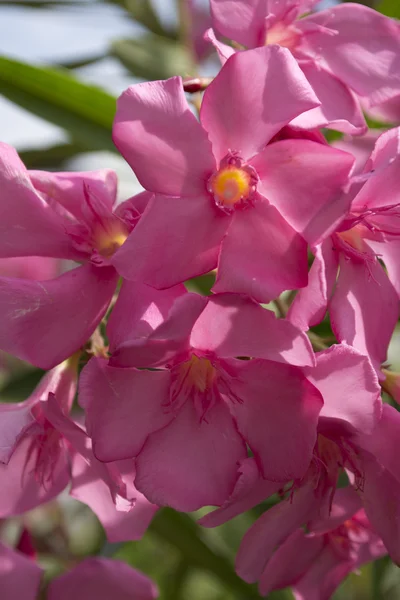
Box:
0 543 158 600
200 343 383 581
289 127 400 373
80 285 323 511
0 143 152 369
209 0 400 134
0 358 157 543
259 489 386 599
112 45 354 301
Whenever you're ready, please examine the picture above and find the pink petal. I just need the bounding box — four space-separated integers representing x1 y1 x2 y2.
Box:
210 0 268 48
359 455 400 565
366 238 400 298
107 282 187 353
0 403 35 464
204 28 235 64
293 546 353 600
47 558 158 600
309 487 362 535
113 77 215 196
304 344 381 436
236 481 320 582
109 289 207 368
199 458 281 528
357 404 400 484
0 435 69 517
330 256 399 373
0 256 60 281
29 169 118 223
0 264 117 369
200 45 320 162
135 400 247 511
304 4 400 105
0 542 43 600
70 453 157 543
0 143 77 260
251 139 354 245
259 529 323 596
291 63 367 135
112 194 230 287
79 358 172 462
213 200 308 302
0 361 77 464
350 128 400 213
228 359 322 481
288 240 339 331
190 294 315 367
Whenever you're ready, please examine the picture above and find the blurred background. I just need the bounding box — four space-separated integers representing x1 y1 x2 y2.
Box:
1 0 400 598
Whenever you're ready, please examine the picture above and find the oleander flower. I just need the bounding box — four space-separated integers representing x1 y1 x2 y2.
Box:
289 127 400 373
0 143 152 369
80 286 323 511
112 44 354 302
208 0 400 134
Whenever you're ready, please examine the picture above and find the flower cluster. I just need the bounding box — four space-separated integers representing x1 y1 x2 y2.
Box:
1 0 400 597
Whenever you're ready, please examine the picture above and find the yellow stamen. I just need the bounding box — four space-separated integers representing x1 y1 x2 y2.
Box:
210 167 251 207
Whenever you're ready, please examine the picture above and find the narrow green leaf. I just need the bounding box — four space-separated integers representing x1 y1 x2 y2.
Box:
111 35 195 81
0 55 116 152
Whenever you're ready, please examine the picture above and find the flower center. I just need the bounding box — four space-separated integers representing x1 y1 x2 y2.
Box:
92 220 129 258
208 153 258 212
180 354 217 393
265 22 301 52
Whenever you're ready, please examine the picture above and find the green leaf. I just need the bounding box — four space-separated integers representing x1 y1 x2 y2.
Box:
0 55 116 152
378 0 400 18
148 508 262 598
111 34 195 81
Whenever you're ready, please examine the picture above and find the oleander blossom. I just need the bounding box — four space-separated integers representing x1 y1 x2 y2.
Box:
0 358 157 543
289 127 400 373
208 0 400 134
80 285 323 511
112 44 354 302
0 143 152 369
